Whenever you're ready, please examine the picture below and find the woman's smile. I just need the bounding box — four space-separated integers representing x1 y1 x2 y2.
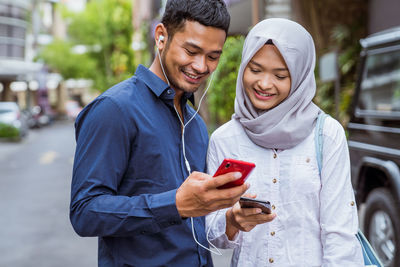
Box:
253 89 275 100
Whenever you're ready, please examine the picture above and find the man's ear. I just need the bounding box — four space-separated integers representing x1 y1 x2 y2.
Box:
154 23 168 50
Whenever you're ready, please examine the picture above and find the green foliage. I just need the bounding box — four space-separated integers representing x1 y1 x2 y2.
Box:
208 36 245 126
0 123 20 139
37 40 96 80
37 0 134 92
315 24 363 125
132 21 152 67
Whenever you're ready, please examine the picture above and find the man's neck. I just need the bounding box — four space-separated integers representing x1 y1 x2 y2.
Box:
149 58 185 125
149 59 168 85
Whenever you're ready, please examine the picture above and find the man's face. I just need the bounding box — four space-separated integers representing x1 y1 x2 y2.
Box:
161 21 226 94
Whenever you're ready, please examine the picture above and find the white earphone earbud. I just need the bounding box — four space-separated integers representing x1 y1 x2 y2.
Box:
158 35 165 45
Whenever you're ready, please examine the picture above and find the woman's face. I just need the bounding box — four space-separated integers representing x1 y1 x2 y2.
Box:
243 44 291 111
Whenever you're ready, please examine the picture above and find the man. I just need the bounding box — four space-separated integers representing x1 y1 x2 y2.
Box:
69 0 249 266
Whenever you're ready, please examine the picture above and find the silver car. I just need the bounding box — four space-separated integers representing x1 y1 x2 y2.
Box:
0 101 29 139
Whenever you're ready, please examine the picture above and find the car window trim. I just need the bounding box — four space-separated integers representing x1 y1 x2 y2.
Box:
355 108 400 119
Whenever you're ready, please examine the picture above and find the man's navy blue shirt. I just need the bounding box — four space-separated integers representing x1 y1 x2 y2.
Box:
70 65 212 266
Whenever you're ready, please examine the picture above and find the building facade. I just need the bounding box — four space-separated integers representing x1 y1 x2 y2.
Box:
0 0 42 103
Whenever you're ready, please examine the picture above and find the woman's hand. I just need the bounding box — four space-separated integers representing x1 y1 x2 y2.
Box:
225 194 276 240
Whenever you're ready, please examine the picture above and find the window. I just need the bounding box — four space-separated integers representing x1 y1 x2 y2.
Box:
10 25 25 39
0 24 7 37
0 4 26 19
11 44 24 58
0 4 10 17
0 44 7 57
359 47 400 113
10 6 26 20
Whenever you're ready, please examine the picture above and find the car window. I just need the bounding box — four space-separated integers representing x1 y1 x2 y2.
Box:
0 106 14 114
359 47 400 114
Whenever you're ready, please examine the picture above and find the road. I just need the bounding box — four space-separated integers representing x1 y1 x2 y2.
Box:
0 120 232 267
0 121 97 267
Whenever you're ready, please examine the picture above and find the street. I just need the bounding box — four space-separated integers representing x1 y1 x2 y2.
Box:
0 121 232 267
0 121 97 267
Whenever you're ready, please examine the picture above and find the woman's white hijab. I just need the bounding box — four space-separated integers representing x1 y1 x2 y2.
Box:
233 18 321 150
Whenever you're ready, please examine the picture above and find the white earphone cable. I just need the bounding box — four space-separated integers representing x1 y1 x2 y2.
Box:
157 53 170 86
157 41 221 255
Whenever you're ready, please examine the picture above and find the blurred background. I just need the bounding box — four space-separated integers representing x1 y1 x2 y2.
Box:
1 0 399 135
0 0 399 266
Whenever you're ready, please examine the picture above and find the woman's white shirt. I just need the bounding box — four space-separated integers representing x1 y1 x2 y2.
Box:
206 117 364 267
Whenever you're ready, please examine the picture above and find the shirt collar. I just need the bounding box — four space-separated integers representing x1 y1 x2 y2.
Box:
135 64 195 105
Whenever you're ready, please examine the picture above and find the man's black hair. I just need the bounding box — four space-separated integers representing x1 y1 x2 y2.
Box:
161 0 230 39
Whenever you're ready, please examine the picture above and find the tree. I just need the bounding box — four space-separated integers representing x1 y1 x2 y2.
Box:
293 0 367 125
207 35 245 129
37 39 96 80
315 24 364 125
37 0 134 92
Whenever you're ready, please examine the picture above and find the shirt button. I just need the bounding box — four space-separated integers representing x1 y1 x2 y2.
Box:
306 157 310 163
273 153 277 159
272 178 277 183
272 205 276 210
270 231 275 236
269 258 274 263
350 201 355 206
167 89 172 94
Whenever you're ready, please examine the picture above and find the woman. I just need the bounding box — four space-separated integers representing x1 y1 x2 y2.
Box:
206 18 364 266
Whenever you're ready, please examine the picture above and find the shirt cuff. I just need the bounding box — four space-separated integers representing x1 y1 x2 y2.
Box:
150 189 183 229
209 209 241 249
217 232 241 249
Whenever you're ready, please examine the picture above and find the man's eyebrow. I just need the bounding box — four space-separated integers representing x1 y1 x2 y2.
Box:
249 60 288 71
184 41 223 54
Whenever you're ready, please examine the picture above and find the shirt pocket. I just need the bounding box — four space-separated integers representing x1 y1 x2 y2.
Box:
284 154 321 202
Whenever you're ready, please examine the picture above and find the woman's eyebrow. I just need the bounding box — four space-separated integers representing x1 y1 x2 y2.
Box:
249 60 288 71
248 60 263 68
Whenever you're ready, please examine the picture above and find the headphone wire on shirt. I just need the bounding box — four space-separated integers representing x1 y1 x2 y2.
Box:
157 44 222 256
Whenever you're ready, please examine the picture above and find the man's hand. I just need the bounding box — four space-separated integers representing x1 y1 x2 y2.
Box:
225 194 276 240
175 171 249 218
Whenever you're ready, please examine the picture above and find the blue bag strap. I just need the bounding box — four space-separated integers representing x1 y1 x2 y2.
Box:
314 112 328 174
314 112 383 267
356 229 384 266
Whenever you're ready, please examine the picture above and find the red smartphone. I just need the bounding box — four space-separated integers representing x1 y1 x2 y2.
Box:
213 158 256 189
